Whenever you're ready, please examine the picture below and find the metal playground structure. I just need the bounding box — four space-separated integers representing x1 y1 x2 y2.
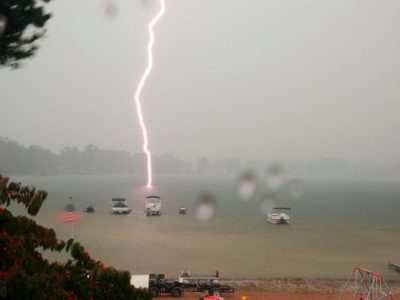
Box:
339 267 394 300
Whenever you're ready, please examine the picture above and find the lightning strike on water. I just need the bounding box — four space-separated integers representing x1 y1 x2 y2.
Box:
134 0 166 187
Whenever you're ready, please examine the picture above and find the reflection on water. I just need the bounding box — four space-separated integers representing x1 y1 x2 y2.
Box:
8 175 400 279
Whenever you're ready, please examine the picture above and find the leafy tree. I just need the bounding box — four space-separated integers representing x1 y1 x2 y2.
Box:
0 0 52 68
0 174 151 299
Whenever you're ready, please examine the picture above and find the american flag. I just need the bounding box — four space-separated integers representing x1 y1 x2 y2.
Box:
64 202 77 223
64 211 77 223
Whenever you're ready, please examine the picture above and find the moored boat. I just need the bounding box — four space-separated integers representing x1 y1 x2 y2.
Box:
267 207 290 224
179 206 187 214
145 195 162 216
111 198 131 214
84 204 95 213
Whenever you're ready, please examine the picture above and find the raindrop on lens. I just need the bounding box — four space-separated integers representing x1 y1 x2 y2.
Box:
288 179 305 198
265 164 284 191
100 1 118 21
0 15 7 37
141 0 151 7
259 194 277 216
237 171 257 201
195 193 216 222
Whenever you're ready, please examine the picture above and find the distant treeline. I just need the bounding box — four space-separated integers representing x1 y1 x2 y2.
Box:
1 137 399 177
0 137 183 175
0 137 243 175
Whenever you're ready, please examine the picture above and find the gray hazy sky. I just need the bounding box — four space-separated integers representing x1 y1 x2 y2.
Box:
1 0 400 163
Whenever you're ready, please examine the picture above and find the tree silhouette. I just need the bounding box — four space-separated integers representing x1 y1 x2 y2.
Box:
0 174 151 299
0 0 52 68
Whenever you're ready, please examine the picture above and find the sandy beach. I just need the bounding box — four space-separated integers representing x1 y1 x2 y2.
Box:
157 278 400 300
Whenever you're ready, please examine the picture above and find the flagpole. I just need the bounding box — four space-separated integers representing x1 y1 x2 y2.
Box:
67 196 75 239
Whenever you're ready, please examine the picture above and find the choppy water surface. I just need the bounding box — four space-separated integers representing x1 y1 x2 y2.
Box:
9 175 400 279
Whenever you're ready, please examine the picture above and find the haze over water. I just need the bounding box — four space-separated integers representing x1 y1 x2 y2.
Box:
9 174 400 279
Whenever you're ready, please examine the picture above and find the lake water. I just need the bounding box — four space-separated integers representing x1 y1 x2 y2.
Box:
8 175 400 279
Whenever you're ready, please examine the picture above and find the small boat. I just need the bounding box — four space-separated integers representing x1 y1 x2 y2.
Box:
145 195 162 216
84 204 95 213
267 207 290 224
179 206 187 214
111 198 131 214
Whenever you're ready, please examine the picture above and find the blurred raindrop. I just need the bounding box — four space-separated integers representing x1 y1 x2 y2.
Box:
259 193 277 216
288 179 305 198
0 14 7 36
137 0 153 12
141 0 150 7
265 164 284 191
237 171 257 201
100 1 118 21
195 192 216 222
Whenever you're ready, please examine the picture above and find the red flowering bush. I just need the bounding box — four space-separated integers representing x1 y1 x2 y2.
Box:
0 174 151 300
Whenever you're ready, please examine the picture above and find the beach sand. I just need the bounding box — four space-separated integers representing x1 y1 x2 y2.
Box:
157 278 400 300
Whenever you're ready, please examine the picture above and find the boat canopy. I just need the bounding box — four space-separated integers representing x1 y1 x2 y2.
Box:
112 197 126 202
146 195 161 199
272 207 291 210
112 202 128 208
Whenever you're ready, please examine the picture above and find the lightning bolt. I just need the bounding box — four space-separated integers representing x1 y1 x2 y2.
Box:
134 0 166 187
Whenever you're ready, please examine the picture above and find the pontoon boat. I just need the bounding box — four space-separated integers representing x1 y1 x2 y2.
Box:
267 207 290 224
111 198 131 214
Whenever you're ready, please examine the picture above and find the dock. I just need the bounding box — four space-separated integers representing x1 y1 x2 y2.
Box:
388 261 400 272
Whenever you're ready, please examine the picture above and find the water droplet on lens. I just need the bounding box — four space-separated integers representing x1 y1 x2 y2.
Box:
288 179 305 198
237 171 257 201
265 164 284 191
101 1 118 21
141 0 150 7
0 15 7 36
195 192 216 222
259 194 277 216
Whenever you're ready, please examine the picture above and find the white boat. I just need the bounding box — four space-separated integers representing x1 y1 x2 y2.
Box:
267 207 290 224
145 195 162 216
111 198 131 214
178 206 187 214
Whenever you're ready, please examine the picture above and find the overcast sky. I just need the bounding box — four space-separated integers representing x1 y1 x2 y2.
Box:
1 0 400 164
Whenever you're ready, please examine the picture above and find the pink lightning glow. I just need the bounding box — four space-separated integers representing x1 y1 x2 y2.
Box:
134 0 166 187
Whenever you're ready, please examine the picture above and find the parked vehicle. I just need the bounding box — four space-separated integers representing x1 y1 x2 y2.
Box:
179 270 234 296
130 273 183 297
148 273 184 297
131 271 234 298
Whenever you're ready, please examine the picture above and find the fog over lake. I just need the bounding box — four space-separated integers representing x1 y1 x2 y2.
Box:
1 0 400 166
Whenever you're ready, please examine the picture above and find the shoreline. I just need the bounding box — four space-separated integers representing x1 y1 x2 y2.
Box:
220 277 400 291
157 278 400 299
